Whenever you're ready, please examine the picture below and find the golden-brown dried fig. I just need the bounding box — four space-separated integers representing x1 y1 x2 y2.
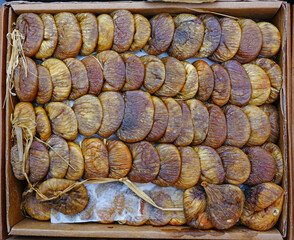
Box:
260 104 279 143
36 64 52 104
96 14 114 52
258 22 281 58
64 58 89 100
193 60 214 102
76 13 98 55
111 10 134 52
217 146 250 185
168 14 204 60
170 189 186 225
152 144 181 187
107 139 132 179
193 146 225 184
194 14 221 59
121 53 144 91
141 55 165 94
35 13 58 59
117 90 154 143
81 138 109 179
98 91 125 138
173 147 200 189
144 13 175 55
65 142 84 181
35 106 51 142
54 12 82 59
10 144 29 181
16 13 44 57
37 178 88 215
14 56 38 102
202 182 244 230
128 141 160 183
129 14 151 52
73 94 102 136
223 104 251 148
211 64 231 107
251 58 282 103
45 102 78 141
242 105 271 146
187 99 209 145
243 146 277 185
222 60 251 106
42 58 71 101
159 98 182 143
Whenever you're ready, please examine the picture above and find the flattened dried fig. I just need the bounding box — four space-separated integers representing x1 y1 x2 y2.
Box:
35 106 51 142
14 56 38 102
217 146 250 185
10 144 29 181
36 64 52 104
98 91 125 138
42 58 71 101
54 12 82 59
222 60 251 106
65 142 84 181
76 13 98 56
144 13 175 55
117 90 154 143
242 105 271 146
121 53 144 91
35 13 58 59
258 22 281 58
96 14 114 52
202 182 244 230
37 178 88 215
260 104 279 143
141 55 165 94
193 60 214 102
64 58 89 100
128 141 160 183
152 144 181 187
111 10 134 52
170 189 186 225
81 138 109 178
129 14 151 52
174 147 200 189
210 18 241 62
45 102 78 141
243 146 277 186
194 14 221 59
16 13 44 57
73 94 102 136
107 139 132 179
193 146 225 184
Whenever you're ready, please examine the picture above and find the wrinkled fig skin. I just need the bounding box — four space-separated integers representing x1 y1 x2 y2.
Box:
37 178 88 215
170 189 186 226
16 13 44 57
202 182 245 230
260 104 280 143
183 186 213 229
96 14 114 52
10 144 29 181
36 64 53 104
65 142 84 181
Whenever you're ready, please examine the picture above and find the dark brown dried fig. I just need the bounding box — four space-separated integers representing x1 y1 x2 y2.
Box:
96 14 114 52
36 64 52 104
260 103 279 143
65 142 84 181
10 144 29 181
35 106 51 142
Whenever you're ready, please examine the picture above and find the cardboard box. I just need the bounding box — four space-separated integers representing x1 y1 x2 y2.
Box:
1 1 292 239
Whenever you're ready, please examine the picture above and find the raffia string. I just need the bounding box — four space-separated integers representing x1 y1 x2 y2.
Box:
185 8 239 20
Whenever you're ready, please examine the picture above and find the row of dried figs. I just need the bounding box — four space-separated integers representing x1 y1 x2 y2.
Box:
16 11 281 62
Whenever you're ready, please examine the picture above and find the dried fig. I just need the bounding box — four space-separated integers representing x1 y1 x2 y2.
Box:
36 64 52 104
96 14 114 52
202 182 245 230
107 139 132 179
35 106 51 142
64 58 89 100
35 13 58 59
14 56 38 102
54 12 82 59
143 13 175 55
65 142 84 181
42 58 71 101
16 13 44 57
193 146 225 184
73 94 103 136
260 104 279 143
81 138 109 179
128 141 160 183
152 144 181 187
217 146 250 185
76 13 98 55
193 60 214 102
169 189 186 225
10 144 29 181
45 102 78 141
37 178 88 215
117 90 154 143
243 146 277 185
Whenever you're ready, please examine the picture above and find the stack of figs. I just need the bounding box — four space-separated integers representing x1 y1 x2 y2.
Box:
12 10 284 231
